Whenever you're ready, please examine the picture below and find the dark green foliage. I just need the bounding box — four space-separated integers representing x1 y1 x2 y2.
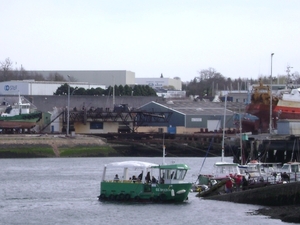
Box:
0 146 55 158
59 146 117 157
53 84 157 96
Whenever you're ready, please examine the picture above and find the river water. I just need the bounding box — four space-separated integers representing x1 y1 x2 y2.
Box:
0 157 290 225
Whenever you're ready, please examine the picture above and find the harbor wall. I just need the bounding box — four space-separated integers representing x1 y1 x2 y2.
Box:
204 182 300 206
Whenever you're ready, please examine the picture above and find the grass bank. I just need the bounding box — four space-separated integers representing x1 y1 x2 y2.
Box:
59 146 118 157
0 135 120 158
0 145 119 158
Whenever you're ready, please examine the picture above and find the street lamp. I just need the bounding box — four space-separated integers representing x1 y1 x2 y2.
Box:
67 75 71 136
221 92 227 162
269 53 274 134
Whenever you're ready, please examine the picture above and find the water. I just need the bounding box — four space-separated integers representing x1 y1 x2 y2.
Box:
0 157 289 225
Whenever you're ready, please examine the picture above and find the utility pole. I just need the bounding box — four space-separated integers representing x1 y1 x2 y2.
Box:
269 53 274 134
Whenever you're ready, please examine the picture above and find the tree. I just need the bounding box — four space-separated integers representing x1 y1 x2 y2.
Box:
123 85 132 96
47 72 66 81
53 83 69 95
0 57 13 71
76 87 87 95
0 58 13 81
118 85 124 96
188 68 226 97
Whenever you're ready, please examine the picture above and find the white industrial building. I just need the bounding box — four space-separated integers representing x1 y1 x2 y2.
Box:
32 70 182 90
135 77 182 90
33 70 136 87
0 70 183 96
0 80 106 96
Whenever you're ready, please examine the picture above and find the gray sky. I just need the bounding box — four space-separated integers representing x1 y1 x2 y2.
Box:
1 0 299 82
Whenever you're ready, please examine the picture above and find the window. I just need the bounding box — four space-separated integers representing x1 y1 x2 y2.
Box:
90 122 103 129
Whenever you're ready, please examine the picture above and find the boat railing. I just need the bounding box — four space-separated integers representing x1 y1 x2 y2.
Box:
284 172 300 182
103 179 163 184
104 179 143 183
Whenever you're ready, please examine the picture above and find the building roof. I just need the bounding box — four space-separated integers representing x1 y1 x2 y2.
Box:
147 98 245 116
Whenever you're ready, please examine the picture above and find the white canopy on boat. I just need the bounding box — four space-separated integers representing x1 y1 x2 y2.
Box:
104 161 158 169
102 161 159 182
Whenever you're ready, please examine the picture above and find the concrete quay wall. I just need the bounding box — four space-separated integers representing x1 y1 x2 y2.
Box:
204 182 300 206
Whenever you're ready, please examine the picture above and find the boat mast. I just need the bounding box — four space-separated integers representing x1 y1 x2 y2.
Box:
239 106 243 165
18 92 22 115
221 93 227 162
162 132 165 165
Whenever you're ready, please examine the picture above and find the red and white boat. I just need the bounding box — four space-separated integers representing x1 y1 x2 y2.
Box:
274 88 300 120
242 81 278 133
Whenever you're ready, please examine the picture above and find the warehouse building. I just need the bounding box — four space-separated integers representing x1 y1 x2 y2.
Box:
135 77 182 91
0 80 105 96
136 99 239 134
32 70 135 87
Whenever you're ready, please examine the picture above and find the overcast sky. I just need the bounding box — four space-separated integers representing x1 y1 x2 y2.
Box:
1 0 299 82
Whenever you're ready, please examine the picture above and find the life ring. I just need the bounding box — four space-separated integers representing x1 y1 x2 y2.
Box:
159 194 167 202
99 194 106 200
124 194 131 201
152 196 160 202
109 194 115 200
118 193 125 201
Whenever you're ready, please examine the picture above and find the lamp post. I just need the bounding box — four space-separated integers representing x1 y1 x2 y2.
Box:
221 92 227 162
67 83 70 136
269 53 274 134
66 75 71 136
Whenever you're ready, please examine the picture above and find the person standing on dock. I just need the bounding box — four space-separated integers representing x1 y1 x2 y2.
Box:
234 175 242 191
225 176 233 193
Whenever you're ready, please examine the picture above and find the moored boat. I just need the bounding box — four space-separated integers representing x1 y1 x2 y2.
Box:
0 95 42 130
274 88 300 120
98 161 192 203
239 160 282 187
234 113 260 133
281 161 300 182
194 96 243 194
243 80 278 133
194 162 242 195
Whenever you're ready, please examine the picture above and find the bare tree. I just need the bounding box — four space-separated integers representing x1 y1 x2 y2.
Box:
47 72 66 81
0 58 13 71
0 58 14 81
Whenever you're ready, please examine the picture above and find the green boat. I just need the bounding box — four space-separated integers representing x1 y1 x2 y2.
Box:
98 161 192 203
0 94 42 130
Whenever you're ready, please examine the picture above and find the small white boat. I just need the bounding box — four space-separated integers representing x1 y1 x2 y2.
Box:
239 160 282 185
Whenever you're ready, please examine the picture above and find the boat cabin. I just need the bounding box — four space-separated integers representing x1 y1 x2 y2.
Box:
212 162 241 179
1 96 31 117
151 164 190 184
241 161 281 184
281 162 300 182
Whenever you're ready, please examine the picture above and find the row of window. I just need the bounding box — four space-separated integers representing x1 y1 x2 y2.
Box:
90 122 103 129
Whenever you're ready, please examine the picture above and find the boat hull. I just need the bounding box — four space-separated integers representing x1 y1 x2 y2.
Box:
244 103 276 132
99 181 192 203
274 99 300 120
0 112 42 129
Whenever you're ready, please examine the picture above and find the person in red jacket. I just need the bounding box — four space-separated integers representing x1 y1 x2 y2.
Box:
225 176 233 193
234 175 242 191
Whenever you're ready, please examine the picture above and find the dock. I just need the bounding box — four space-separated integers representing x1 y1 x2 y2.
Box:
202 182 300 206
